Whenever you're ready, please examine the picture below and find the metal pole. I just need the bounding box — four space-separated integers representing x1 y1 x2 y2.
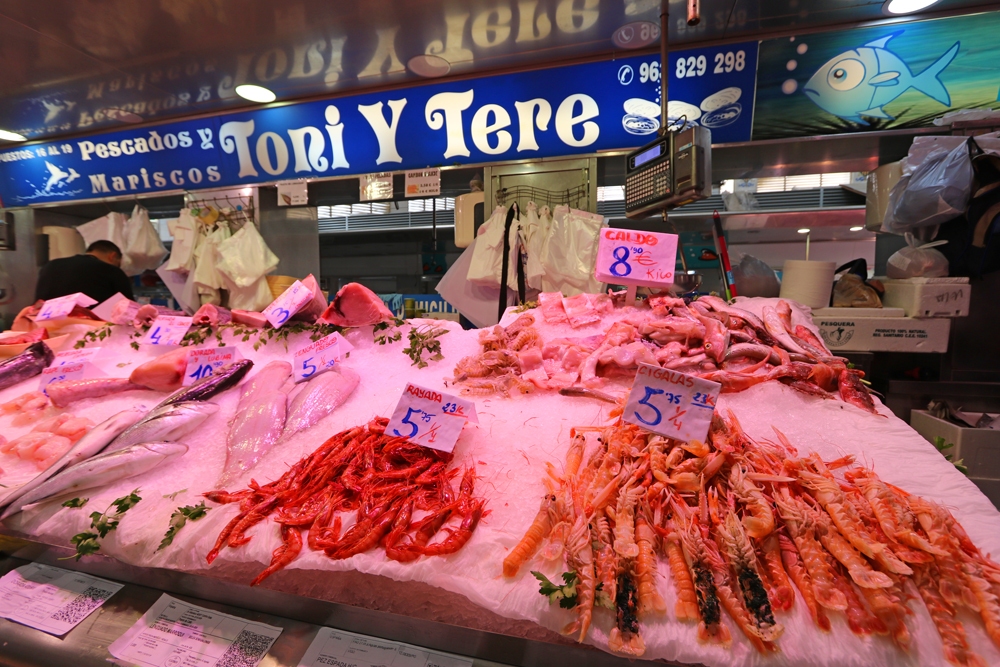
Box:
659 0 669 135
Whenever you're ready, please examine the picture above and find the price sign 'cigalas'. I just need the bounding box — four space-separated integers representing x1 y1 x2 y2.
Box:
623 363 721 444
385 383 478 453
594 229 678 288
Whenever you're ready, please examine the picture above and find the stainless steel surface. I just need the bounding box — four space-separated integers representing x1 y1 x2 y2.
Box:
486 157 596 214
0 540 682 667
0 1 994 143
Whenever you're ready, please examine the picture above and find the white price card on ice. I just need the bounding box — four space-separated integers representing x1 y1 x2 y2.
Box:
623 363 720 444
594 229 678 287
140 316 193 346
296 626 472 667
292 332 353 383
385 383 478 453
35 292 98 321
51 347 102 366
262 279 312 328
183 347 241 386
108 594 282 667
38 360 102 394
0 562 123 636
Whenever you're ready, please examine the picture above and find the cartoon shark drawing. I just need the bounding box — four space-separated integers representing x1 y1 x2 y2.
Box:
803 32 959 124
44 162 80 192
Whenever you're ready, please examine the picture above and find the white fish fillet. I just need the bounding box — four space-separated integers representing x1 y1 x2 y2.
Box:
236 361 292 411
282 367 359 438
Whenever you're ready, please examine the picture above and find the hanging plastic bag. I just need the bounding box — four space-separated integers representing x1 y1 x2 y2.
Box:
467 206 508 287
215 222 279 288
886 234 949 278
436 236 506 328
162 210 197 274
226 276 274 311
884 139 973 233
120 205 168 276
524 202 547 291
194 225 232 291
543 206 605 296
76 211 127 251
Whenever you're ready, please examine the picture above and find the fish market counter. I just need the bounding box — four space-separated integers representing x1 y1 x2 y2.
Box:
1 296 999 667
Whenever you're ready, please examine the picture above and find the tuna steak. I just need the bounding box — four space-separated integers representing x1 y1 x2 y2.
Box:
318 282 393 327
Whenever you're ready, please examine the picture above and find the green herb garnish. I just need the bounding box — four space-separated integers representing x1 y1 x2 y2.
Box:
61 497 88 509
403 324 447 369
158 502 210 550
933 436 968 475
373 317 404 345
532 571 579 609
63 489 141 560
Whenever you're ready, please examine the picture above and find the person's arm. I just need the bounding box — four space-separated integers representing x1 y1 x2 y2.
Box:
114 268 135 300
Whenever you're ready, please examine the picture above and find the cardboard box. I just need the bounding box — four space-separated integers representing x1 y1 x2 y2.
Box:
881 277 970 318
812 316 950 352
910 410 1000 479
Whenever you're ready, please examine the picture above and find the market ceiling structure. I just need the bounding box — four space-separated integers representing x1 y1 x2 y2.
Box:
0 0 995 143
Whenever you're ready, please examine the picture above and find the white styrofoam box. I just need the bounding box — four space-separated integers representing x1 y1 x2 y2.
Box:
813 315 951 352
812 307 905 318
910 410 1000 479
881 277 971 318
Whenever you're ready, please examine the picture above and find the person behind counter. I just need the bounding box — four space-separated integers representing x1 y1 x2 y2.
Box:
35 239 134 303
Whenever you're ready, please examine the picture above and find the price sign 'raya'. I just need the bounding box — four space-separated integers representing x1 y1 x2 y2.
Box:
385 383 478 453
594 229 679 287
623 363 721 444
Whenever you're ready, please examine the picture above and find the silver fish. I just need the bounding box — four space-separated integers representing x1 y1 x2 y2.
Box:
762 305 814 358
282 367 359 439
105 402 218 453
0 341 54 392
154 359 253 409
0 408 146 515
2 442 187 517
217 362 292 487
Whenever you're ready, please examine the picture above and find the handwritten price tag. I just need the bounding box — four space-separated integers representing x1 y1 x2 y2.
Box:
140 316 192 346
594 229 678 288
35 292 98 321
623 363 720 444
292 332 354 383
183 347 241 386
39 361 101 394
385 383 478 453
51 347 101 366
262 280 313 328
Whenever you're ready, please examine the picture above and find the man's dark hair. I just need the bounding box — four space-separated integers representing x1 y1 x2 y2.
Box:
86 240 122 256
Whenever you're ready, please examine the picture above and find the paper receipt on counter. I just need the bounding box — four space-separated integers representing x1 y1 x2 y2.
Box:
0 562 123 636
108 594 281 667
296 626 472 667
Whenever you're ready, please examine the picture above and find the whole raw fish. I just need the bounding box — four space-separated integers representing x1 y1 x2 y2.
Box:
282 367 359 438
0 341 54 392
2 442 188 517
762 306 814 359
0 408 145 516
217 361 292 486
105 402 218 453
47 377 147 407
154 359 253 409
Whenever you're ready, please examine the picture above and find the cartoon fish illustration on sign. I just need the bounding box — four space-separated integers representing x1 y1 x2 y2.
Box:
803 32 959 124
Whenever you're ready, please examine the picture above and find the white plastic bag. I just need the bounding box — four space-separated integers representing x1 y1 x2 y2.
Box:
884 140 973 233
542 206 605 296
226 276 273 311
162 210 198 274
467 206 508 287
886 234 949 278
436 236 505 328
76 212 127 251
523 202 548 291
120 205 168 275
193 225 231 290
214 223 279 288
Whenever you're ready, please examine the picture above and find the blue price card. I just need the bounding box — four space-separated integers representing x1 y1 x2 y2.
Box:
182 347 241 386
623 363 721 444
384 383 478 453
139 316 192 346
292 332 354 383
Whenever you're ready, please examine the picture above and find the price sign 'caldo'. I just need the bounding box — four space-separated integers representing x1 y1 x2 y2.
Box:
594 229 679 288
183 347 241 386
385 383 478 453
292 332 354 383
35 293 97 321
262 280 313 329
623 363 721 444
140 316 193 346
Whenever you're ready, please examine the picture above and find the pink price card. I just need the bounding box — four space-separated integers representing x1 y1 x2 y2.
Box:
385 383 478 453
183 347 241 386
623 363 721 444
39 361 102 394
594 229 678 288
140 316 193 346
35 292 98 321
262 280 313 329
292 332 354 383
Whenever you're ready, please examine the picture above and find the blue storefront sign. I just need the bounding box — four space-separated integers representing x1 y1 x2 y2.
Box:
0 43 757 206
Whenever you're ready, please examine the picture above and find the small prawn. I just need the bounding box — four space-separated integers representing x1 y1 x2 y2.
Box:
250 524 302 586
592 516 617 608
915 563 989 667
778 533 830 631
758 533 795 612
809 506 892 589
561 512 596 643
729 464 774 538
663 519 699 623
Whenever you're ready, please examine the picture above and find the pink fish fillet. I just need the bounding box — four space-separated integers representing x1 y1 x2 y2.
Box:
291 274 328 323
0 327 48 345
47 377 147 408
192 304 232 328
130 347 189 392
232 310 269 328
318 283 393 327
109 298 141 325
537 292 569 323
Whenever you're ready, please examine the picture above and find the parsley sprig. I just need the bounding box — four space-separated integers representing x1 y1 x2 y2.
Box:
404 324 447 369
63 489 141 560
61 497 88 509
158 502 210 550
532 571 579 609
374 317 404 345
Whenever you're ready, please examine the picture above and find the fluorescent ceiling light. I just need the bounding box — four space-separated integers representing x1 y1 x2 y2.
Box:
235 85 276 103
849 226 864 231
797 228 810 234
0 129 26 141
884 0 941 15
